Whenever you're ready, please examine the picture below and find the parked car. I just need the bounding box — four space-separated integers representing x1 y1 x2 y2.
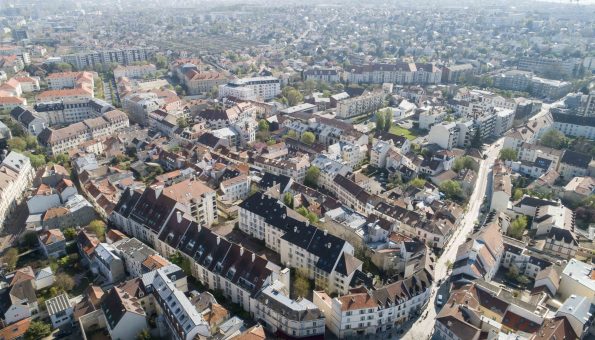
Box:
436 294 444 307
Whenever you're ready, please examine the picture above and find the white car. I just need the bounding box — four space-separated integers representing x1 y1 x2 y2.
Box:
436 295 444 307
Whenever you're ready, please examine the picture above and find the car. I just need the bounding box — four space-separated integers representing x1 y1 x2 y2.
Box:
436 294 444 306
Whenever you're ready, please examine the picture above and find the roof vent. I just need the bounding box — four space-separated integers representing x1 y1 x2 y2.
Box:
216 236 220 245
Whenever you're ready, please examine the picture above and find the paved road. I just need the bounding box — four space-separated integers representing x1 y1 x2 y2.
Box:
401 139 503 340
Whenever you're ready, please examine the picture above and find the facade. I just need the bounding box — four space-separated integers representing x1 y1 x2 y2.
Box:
313 268 432 338
490 161 512 212
254 155 310 183
553 112 595 139
38 229 67 258
34 97 114 126
334 90 385 119
346 62 441 85
101 286 148 340
37 109 129 155
93 243 126 284
61 47 156 69
45 293 73 328
218 76 281 101
303 68 340 83
113 64 157 79
0 152 34 228
441 64 474 83
9 106 48 136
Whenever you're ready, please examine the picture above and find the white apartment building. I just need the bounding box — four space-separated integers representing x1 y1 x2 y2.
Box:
334 91 385 119
326 140 368 170
122 92 163 126
218 76 281 101
113 64 157 79
219 175 250 202
37 109 130 155
0 152 34 227
313 268 433 338
310 155 351 191
254 155 310 183
46 71 94 91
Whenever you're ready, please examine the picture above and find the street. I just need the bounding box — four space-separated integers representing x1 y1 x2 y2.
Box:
401 139 503 340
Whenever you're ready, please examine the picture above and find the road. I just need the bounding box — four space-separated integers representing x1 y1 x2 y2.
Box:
401 139 503 340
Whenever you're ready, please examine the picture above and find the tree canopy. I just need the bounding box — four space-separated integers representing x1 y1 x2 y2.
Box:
499 148 518 161
300 131 316 145
304 166 320 188
540 129 568 149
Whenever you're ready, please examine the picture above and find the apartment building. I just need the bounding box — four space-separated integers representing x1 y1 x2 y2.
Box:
441 64 474 83
346 62 441 85
0 152 34 227
254 154 310 183
101 286 148 340
93 243 126 284
490 161 512 212
218 76 281 101
46 71 94 91
37 109 129 155
517 56 579 78
113 64 157 79
9 106 47 135
238 192 361 294
303 68 340 83
61 47 156 69
553 112 595 139
332 175 381 215
451 221 504 282
313 267 433 338
310 155 351 191
334 90 385 119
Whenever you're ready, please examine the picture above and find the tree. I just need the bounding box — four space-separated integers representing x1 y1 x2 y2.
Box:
155 55 168 69
470 129 483 150
174 85 185 96
21 231 39 249
176 117 189 129
87 220 106 241
499 148 518 161
25 321 51 340
304 166 320 188
7 137 26 151
452 156 478 172
24 152 46 169
285 130 298 139
55 273 75 292
440 180 464 200
540 129 567 149
24 135 38 149
512 188 524 201
410 178 426 188
63 227 77 240
293 269 311 298
375 111 385 131
3 248 18 271
508 215 528 239
283 192 293 208
383 109 393 132
300 131 315 145
137 329 152 340
258 119 269 132
282 86 303 106
169 251 191 276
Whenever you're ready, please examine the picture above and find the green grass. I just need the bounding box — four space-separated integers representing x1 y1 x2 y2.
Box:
389 126 420 140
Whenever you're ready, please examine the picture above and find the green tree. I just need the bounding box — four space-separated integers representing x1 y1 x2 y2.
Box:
63 227 77 240
137 329 152 340
176 117 189 129
304 166 320 188
470 129 483 150
21 231 39 249
169 251 191 276
55 273 75 292
512 188 524 201
508 215 528 239
282 87 303 106
7 137 26 151
540 129 567 149
440 180 464 200
258 119 270 132
3 248 19 271
51 153 70 166
25 321 51 340
410 178 426 188
375 111 385 131
300 131 315 145
293 269 311 298
285 130 298 139
24 152 46 169
24 135 38 149
87 220 106 241
452 156 478 172
174 85 185 96
383 109 393 132
155 55 168 69
283 192 293 208
499 148 518 161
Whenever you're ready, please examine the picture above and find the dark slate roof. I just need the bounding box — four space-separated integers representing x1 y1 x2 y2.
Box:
198 109 230 121
553 112 595 128
177 222 273 295
238 192 305 235
547 227 577 245
259 172 291 191
349 269 374 289
113 188 142 219
128 187 178 233
375 131 409 148
157 208 193 249
196 132 221 149
281 225 346 273
534 157 552 170
516 196 558 208
561 150 592 169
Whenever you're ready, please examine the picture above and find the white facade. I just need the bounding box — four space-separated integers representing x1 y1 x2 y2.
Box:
218 76 281 101
0 152 34 228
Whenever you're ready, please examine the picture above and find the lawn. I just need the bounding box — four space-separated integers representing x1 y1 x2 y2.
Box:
389 125 420 140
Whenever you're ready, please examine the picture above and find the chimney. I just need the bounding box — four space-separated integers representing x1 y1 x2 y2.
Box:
240 247 244 256
324 229 328 236
176 211 182 223
252 253 256 262
216 236 220 245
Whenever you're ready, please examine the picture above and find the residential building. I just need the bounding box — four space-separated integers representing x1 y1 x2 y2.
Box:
491 161 512 212
61 47 156 69
0 152 34 228
441 64 474 83
9 106 47 136
254 155 310 183
46 293 73 328
313 268 433 338
101 286 148 340
112 237 160 278
37 109 129 155
38 229 66 258
557 150 593 180
113 64 157 79
303 68 340 83
334 90 385 119
558 259 595 302
346 62 441 85
552 112 595 139
218 76 281 101
174 62 228 95
93 243 126 284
